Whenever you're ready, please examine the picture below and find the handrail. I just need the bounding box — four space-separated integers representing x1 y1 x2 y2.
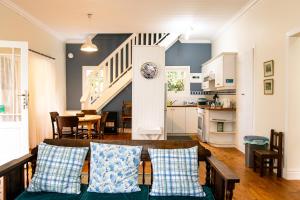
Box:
81 33 169 109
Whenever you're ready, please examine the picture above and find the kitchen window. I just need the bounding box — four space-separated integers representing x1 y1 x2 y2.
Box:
166 66 190 97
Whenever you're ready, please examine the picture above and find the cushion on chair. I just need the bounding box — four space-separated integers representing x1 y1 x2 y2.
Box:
148 146 206 197
254 150 278 156
149 186 215 200
27 143 89 194
16 185 88 200
87 143 142 193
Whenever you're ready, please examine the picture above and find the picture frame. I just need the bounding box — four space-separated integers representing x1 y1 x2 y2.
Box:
264 79 274 95
264 60 274 77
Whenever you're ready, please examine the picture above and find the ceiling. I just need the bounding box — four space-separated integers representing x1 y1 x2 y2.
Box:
8 0 250 41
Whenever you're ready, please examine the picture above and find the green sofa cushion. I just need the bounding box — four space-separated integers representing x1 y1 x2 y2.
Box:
16 185 88 200
16 185 214 200
16 185 149 200
81 185 149 200
149 186 215 200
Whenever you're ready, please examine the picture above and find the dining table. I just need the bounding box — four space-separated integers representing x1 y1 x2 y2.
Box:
77 114 101 139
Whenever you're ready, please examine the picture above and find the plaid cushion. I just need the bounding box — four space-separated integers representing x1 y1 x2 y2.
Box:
27 143 89 194
148 146 206 197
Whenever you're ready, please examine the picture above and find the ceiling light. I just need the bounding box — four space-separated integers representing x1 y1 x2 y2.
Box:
81 13 98 52
81 36 98 52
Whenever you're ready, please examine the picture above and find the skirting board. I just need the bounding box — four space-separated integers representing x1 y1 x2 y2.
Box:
285 169 300 180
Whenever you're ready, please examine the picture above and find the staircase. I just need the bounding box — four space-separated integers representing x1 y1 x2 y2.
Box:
80 33 178 111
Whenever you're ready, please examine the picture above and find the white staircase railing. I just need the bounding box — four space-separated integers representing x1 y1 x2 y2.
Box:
80 33 169 110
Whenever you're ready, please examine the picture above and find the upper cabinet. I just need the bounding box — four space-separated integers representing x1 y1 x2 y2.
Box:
202 52 236 91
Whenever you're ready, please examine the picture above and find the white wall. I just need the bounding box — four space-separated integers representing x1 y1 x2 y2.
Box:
0 3 66 146
132 46 165 140
212 0 300 179
286 36 300 179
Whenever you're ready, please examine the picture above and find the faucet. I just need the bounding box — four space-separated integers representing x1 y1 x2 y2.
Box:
168 100 177 106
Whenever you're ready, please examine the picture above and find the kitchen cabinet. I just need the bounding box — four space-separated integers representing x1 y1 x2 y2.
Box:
185 107 198 133
166 107 197 135
166 108 173 133
203 109 236 147
202 52 236 91
172 107 186 133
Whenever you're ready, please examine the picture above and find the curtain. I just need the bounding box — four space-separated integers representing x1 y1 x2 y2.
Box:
0 54 21 121
29 52 57 148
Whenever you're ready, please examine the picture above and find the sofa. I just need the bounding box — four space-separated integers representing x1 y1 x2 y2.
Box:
0 139 239 200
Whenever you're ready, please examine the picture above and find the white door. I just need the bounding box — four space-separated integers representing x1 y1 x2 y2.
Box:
172 107 186 134
236 48 254 152
0 41 28 165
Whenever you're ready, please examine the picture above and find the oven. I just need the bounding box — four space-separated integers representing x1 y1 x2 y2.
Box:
197 108 206 142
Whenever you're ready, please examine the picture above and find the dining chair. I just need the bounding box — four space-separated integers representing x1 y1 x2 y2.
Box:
253 129 283 177
81 109 97 115
49 112 59 139
121 101 132 133
56 116 80 139
98 111 109 139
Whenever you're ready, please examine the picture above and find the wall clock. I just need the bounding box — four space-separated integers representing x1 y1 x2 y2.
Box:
140 62 158 79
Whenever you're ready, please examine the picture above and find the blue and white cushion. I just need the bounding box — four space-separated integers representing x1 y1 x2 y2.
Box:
27 143 88 194
148 146 206 197
87 143 142 193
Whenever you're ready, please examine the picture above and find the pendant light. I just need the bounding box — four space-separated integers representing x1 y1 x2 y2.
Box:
81 14 98 52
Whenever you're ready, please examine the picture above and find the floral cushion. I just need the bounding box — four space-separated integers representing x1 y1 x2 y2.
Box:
27 143 89 194
149 146 206 197
87 143 142 193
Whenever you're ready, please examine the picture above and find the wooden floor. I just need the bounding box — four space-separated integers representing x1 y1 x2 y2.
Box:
101 132 300 200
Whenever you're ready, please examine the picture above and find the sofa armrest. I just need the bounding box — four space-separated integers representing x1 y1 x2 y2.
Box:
0 153 36 200
206 156 240 200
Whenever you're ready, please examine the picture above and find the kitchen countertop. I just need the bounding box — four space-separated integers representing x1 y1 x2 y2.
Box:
198 105 236 111
167 105 197 107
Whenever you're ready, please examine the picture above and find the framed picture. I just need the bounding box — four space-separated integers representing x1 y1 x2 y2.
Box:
264 79 274 95
264 60 274 77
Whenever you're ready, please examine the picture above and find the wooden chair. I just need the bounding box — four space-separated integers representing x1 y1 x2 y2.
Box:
49 112 59 139
98 112 109 139
121 101 132 133
81 109 97 115
56 116 80 139
253 129 283 177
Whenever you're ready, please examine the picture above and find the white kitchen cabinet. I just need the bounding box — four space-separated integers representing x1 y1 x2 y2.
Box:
166 107 197 135
185 107 198 133
172 107 186 133
166 108 173 133
202 81 209 90
213 57 224 87
202 52 236 90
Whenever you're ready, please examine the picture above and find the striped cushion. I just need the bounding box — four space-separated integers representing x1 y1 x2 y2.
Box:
27 143 89 194
148 146 206 197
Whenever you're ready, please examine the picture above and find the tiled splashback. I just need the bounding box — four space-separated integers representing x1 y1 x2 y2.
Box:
167 92 236 105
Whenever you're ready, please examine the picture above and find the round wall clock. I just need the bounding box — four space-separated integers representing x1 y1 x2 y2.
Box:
67 52 74 59
140 62 158 79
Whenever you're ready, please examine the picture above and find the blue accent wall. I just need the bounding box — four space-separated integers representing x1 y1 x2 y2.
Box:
66 33 131 110
165 41 211 93
102 83 132 127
